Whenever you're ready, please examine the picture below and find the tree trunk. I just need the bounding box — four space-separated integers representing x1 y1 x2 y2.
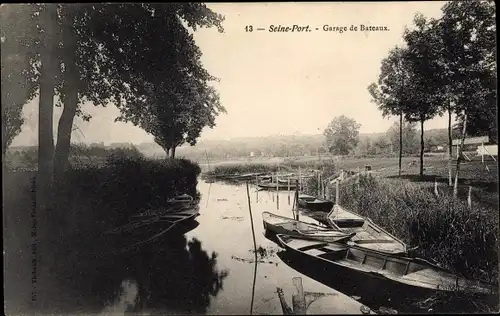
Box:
37 4 58 213
54 8 78 180
35 3 58 309
447 107 453 186
170 146 176 158
453 113 468 197
419 119 424 179
398 112 403 177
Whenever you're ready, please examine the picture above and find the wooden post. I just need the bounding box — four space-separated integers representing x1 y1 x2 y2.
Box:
292 277 306 315
256 175 259 203
357 167 360 190
335 180 340 206
276 172 279 210
434 178 439 197
245 181 258 316
481 142 484 163
467 186 472 209
322 180 325 199
317 171 320 197
287 177 291 205
295 180 299 221
299 167 302 190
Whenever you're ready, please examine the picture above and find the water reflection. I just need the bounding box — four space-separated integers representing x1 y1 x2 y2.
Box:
23 210 229 315
100 279 139 315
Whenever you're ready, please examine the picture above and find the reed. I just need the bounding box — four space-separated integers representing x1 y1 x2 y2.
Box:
337 175 498 284
203 159 338 178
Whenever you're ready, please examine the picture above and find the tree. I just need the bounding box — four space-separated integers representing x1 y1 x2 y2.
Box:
323 115 361 155
368 47 411 176
402 14 444 178
433 0 496 187
432 0 496 195
354 137 374 156
386 121 419 155
372 136 391 155
0 4 39 159
50 4 225 174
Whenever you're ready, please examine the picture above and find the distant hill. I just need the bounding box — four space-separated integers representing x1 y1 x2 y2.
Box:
8 128 450 162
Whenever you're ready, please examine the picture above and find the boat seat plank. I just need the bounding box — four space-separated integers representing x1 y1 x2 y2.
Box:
304 248 329 256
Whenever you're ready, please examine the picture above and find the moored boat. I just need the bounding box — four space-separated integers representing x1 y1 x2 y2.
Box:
298 194 335 213
229 172 268 181
257 182 299 190
327 205 407 255
262 212 354 243
276 234 497 297
167 193 194 204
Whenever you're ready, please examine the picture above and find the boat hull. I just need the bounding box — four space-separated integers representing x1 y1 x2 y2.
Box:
298 199 334 213
277 235 497 299
257 183 298 190
262 212 353 243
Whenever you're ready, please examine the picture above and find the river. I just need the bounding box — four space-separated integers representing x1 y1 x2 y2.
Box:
94 179 376 315
7 178 482 315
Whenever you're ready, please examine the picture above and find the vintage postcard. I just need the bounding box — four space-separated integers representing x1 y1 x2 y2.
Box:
2 2 498 315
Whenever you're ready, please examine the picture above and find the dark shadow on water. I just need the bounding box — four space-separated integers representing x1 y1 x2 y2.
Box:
6 215 229 315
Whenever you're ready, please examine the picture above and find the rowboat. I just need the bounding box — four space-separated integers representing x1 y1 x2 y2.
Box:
327 205 407 255
276 234 497 297
167 193 194 204
262 212 354 243
257 182 299 190
130 201 199 220
229 172 268 181
298 194 335 213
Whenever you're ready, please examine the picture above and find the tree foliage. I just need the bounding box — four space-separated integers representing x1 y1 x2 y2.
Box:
437 0 497 142
324 115 361 156
0 4 40 155
367 47 412 119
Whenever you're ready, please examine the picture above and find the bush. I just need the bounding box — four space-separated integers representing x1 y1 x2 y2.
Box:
53 157 201 235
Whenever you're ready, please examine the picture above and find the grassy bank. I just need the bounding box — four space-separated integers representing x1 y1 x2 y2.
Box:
319 175 499 283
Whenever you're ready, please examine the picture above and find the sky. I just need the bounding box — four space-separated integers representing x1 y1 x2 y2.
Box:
12 1 450 146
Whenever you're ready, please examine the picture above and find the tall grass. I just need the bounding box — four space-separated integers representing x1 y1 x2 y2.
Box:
335 175 498 283
207 163 278 176
204 159 337 177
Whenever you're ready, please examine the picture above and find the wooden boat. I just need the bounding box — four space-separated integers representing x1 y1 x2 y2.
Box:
277 234 497 297
130 201 199 220
159 207 200 223
276 279 376 315
327 205 407 255
262 212 354 243
298 194 335 213
229 172 268 181
167 193 194 204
